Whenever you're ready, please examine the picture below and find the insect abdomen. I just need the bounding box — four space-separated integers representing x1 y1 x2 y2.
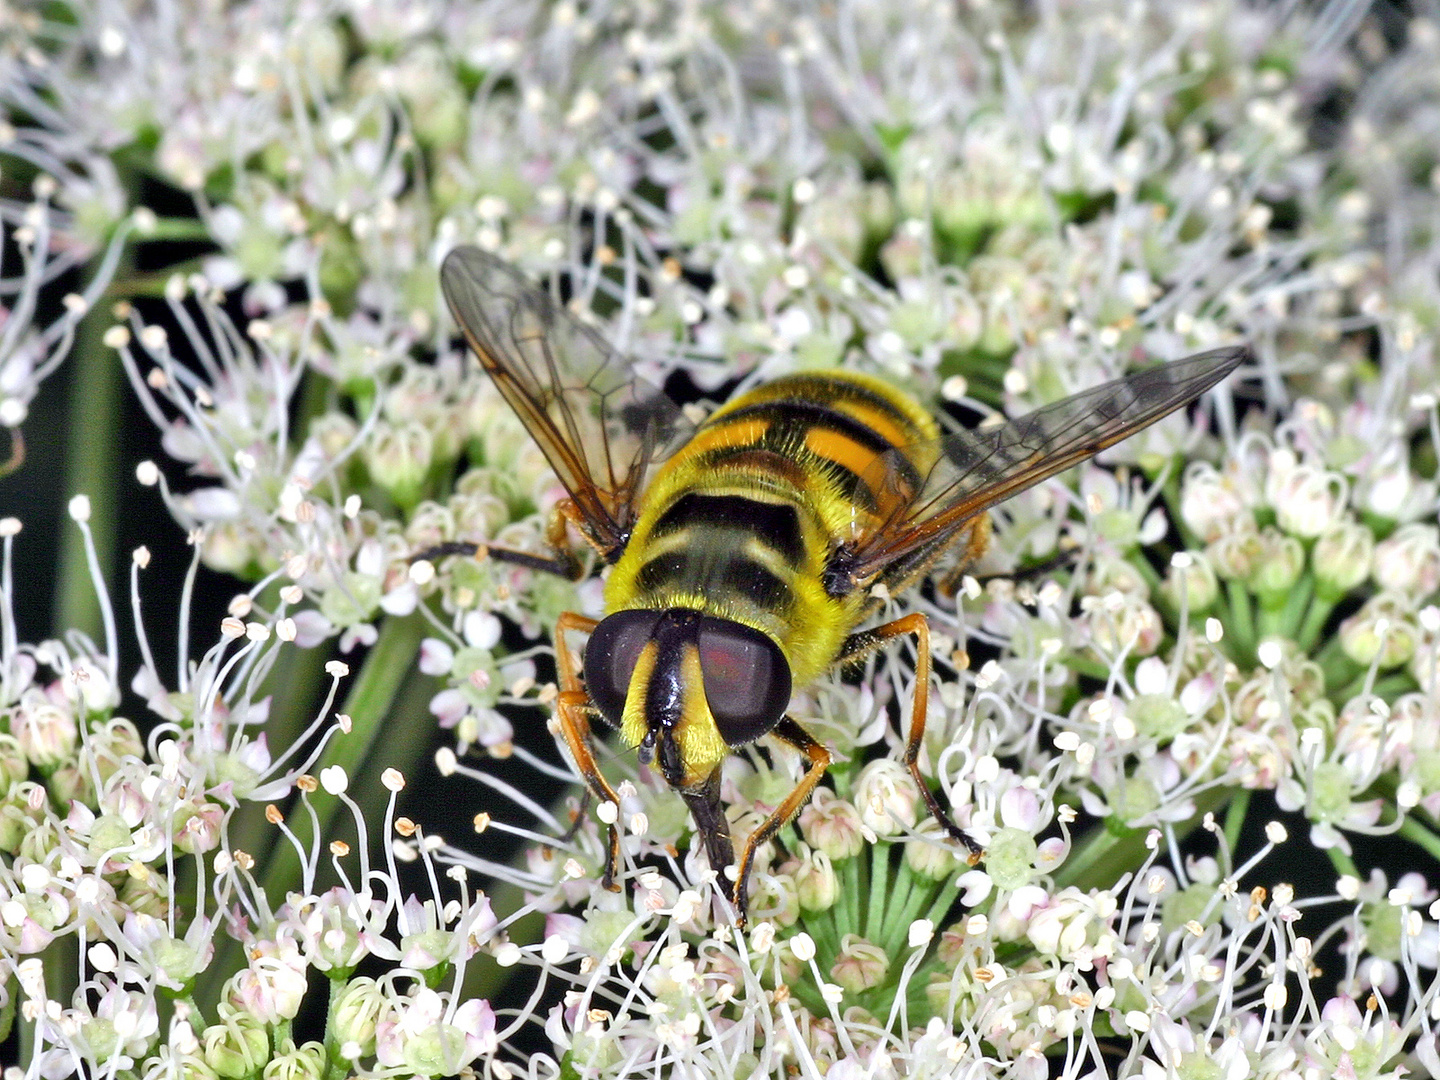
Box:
606 372 938 684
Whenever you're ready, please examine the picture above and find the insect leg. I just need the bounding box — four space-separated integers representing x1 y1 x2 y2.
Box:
732 717 832 927
553 611 623 891
420 541 581 577
934 515 992 597
559 788 592 843
411 503 586 579
837 613 984 861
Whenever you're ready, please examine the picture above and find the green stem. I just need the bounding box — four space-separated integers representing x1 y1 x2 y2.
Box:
1222 790 1250 865
1068 656 1118 682
1254 596 1283 643
1224 579 1255 664
1296 593 1337 652
843 850 863 946
0 984 15 1047
865 843 890 942
883 863 919 955
1333 670 1417 706
1314 632 1351 672
1326 845 1359 881
1162 466 1198 553
54 254 130 639
1397 817 1440 864
1052 824 1125 892
1129 551 1163 595
135 217 216 242
1054 788 1232 893
1262 573 1312 642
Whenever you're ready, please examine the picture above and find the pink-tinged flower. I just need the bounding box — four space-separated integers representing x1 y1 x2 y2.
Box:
228 949 310 1025
11 693 78 768
1372 522 1440 594
374 988 496 1074
1266 456 1347 538
120 912 216 993
1180 462 1252 541
1313 519 1375 596
1301 996 1404 1077
852 759 920 837
292 888 392 974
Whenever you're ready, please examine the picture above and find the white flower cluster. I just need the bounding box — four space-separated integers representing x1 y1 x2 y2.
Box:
0 515 516 1078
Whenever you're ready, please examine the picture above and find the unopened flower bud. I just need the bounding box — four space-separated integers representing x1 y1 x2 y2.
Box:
1313 520 1374 598
262 1041 327 1080
1271 463 1346 538
1086 596 1163 657
749 871 801 928
906 820 963 880
0 802 32 853
47 764 93 806
830 935 889 992
1206 527 1262 580
1309 761 1354 825
1161 883 1219 934
311 411 360 459
799 792 866 860
88 717 144 783
1245 528 1304 599
1027 891 1098 959
0 734 27 790
1087 556 1150 600
12 697 77 769
1161 552 1218 611
228 953 308 1024
794 850 839 911
1127 694 1190 741
174 799 225 855
1373 523 1440 595
854 760 920 837
1359 444 1425 520
1339 594 1417 669
331 977 383 1054
200 1008 270 1078
1109 776 1161 826
86 812 134 863
118 870 170 920
176 1050 219 1080
1180 463 1249 541
365 420 434 508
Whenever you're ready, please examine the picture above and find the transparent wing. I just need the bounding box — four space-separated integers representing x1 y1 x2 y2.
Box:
441 246 692 556
842 346 1249 584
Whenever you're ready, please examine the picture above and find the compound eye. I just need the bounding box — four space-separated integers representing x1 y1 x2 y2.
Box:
697 618 792 746
584 611 662 728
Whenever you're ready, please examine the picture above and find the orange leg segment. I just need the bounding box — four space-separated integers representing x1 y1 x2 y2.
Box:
838 612 984 862
732 716 832 927
553 611 623 891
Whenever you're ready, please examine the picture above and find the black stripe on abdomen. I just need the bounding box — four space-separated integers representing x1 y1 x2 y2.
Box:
720 399 893 455
650 493 805 564
635 551 793 611
729 399 922 496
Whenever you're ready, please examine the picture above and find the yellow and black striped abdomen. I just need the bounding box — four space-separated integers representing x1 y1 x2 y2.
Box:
604 371 939 687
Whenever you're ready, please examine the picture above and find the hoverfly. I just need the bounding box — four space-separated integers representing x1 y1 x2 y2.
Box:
433 245 1245 923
